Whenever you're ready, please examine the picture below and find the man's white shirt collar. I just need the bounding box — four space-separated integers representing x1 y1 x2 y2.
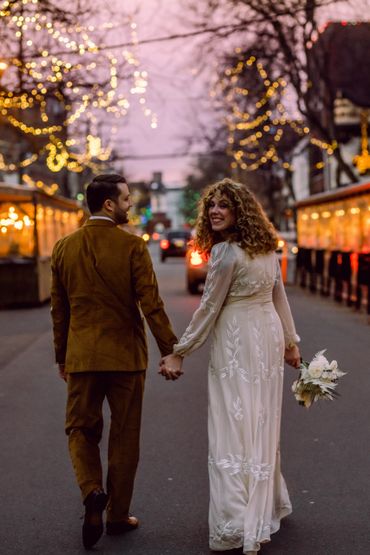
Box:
89 216 115 223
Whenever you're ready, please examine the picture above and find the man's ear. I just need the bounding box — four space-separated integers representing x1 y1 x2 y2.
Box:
103 198 114 213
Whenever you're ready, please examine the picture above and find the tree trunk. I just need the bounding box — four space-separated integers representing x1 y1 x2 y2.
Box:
332 147 358 186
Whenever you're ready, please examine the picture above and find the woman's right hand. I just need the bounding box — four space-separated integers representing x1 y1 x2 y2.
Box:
284 344 301 369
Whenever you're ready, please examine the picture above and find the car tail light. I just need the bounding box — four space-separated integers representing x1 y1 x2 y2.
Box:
190 250 204 267
160 239 170 249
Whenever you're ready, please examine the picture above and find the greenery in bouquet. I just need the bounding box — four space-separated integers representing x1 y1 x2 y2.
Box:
292 350 345 408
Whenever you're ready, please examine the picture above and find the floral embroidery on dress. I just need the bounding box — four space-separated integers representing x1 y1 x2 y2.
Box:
252 321 281 381
177 307 207 347
229 266 250 292
213 317 249 381
244 517 271 543
232 396 244 421
229 255 275 297
209 454 272 481
200 242 229 309
252 323 265 383
210 520 243 548
257 406 266 428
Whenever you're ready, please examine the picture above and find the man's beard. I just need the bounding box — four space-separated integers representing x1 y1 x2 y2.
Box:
113 207 129 224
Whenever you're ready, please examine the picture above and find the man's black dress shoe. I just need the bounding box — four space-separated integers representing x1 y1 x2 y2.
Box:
106 516 139 535
82 489 108 549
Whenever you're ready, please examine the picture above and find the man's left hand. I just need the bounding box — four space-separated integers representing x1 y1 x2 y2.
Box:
158 354 183 381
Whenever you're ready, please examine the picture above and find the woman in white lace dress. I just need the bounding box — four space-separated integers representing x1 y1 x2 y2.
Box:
160 179 301 554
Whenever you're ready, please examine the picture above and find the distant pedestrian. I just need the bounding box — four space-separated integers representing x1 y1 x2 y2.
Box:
160 178 301 555
51 174 177 549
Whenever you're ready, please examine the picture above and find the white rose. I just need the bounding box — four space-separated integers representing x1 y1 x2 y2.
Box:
329 360 338 371
314 354 329 368
308 359 324 379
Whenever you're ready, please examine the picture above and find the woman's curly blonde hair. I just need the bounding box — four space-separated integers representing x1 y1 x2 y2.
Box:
194 178 278 257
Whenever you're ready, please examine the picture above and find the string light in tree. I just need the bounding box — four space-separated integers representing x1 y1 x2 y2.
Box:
0 0 158 190
213 53 339 173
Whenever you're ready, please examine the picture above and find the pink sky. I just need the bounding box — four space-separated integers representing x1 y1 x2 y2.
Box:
114 0 203 185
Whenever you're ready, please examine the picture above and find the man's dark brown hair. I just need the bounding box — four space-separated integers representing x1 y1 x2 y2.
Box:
86 174 127 214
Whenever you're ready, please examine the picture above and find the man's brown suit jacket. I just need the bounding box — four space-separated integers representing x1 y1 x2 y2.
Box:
51 218 177 372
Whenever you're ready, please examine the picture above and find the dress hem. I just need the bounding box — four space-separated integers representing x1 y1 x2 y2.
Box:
209 505 292 553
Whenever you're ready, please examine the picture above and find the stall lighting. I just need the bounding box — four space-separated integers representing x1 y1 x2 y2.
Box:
322 211 331 218
311 212 319 220
335 209 345 216
350 207 360 215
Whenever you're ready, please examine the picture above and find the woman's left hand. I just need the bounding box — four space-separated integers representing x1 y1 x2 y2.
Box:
159 354 184 380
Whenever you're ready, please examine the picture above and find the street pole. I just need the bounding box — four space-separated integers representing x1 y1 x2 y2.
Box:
17 4 25 185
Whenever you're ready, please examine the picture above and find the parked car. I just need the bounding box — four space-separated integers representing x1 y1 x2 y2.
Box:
186 245 208 294
159 229 191 262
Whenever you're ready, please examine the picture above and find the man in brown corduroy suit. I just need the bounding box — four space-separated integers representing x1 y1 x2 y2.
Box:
51 174 179 549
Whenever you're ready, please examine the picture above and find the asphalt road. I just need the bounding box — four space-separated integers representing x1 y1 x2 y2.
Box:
0 244 369 555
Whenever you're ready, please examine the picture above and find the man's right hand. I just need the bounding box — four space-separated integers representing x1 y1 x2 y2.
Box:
58 363 67 382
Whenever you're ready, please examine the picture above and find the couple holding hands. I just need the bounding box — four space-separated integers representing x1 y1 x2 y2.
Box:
51 174 300 553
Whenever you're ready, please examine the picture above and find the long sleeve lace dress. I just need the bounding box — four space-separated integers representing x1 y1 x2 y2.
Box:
173 241 300 553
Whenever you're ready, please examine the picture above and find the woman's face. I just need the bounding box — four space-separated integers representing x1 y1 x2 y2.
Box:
208 194 236 235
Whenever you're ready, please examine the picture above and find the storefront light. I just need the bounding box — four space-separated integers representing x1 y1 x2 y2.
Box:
322 211 331 218
335 209 345 216
311 212 319 220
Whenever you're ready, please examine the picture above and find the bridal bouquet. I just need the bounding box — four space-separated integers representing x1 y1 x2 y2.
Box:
292 350 345 408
